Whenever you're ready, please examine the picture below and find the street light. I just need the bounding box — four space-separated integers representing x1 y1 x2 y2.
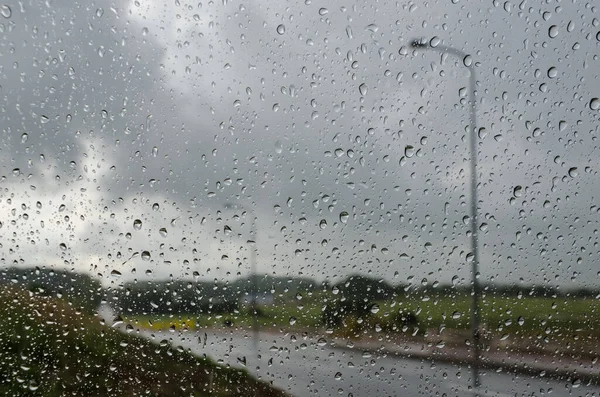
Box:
410 38 482 389
223 203 260 358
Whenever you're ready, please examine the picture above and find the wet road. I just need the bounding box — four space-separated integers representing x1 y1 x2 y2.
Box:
146 329 599 397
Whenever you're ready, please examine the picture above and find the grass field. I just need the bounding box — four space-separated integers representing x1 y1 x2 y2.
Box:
124 291 600 344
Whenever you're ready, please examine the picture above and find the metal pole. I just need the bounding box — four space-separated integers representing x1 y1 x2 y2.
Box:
223 203 260 362
249 212 259 355
410 39 481 389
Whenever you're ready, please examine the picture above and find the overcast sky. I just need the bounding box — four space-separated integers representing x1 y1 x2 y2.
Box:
0 0 599 289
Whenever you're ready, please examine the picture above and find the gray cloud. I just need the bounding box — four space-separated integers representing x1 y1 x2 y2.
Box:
1 0 599 289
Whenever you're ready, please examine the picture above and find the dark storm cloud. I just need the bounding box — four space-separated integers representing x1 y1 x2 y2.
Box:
1 0 599 288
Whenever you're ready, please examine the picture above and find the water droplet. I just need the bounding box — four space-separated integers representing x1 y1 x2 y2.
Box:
111 269 122 278
152 203 160 211
95 8 104 18
558 120 567 131
513 185 523 197
334 372 342 380
59 243 67 251
318 7 328 15
365 23 379 33
429 36 441 47
159 228 168 237
276 24 285 35
547 67 557 78
568 167 578 177
370 303 380 314
141 251 151 261
289 317 297 325
463 55 473 67
133 219 142 230
590 98 600 110
452 311 461 319
319 219 327 229
317 338 327 347
152 146 158 157
345 26 353 39
40 115 49 124
548 25 559 38
339 211 349 223
517 316 525 326
21 133 28 143
0 5 11 18
358 83 368 96
404 145 415 158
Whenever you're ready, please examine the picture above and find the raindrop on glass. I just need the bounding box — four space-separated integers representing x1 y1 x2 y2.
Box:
339 211 349 223
513 185 523 197
358 83 368 96
568 167 578 177
0 5 10 18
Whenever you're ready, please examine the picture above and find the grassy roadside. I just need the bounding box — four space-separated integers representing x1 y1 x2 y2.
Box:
123 292 600 357
0 286 287 397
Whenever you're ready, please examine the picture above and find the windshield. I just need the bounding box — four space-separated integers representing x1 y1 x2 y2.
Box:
1 0 599 396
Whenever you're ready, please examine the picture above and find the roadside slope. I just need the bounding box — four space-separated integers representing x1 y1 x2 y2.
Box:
0 286 286 397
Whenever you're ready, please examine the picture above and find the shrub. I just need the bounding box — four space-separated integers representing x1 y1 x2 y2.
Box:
392 310 422 334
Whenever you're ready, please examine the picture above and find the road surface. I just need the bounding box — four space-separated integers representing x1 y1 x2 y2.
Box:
144 329 599 396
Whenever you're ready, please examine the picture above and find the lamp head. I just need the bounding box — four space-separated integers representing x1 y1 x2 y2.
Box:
410 38 428 48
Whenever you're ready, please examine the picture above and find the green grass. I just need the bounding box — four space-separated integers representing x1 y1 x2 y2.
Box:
123 291 600 354
369 293 600 336
0 287 287 397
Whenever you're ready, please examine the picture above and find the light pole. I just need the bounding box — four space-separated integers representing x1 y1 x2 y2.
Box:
410 38 482 389
223 203 260 357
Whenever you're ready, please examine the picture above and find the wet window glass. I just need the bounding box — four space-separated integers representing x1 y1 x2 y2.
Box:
1 0 599 396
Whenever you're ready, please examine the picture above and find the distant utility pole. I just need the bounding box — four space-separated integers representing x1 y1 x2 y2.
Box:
409 38 482 390
223 203 259 356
